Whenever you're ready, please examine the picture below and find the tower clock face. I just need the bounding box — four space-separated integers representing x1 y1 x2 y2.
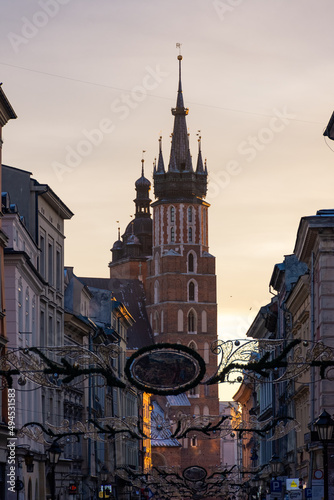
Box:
125 343 206 395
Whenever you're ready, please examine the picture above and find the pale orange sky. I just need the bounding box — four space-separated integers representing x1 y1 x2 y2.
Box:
1 0 334 356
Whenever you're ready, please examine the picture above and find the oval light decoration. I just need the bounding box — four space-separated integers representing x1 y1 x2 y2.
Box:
125 343 206 395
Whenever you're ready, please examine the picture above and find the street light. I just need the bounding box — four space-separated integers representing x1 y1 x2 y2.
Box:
269 453 281 479
314 409 334 500
100 465 109 499
46 441 62 500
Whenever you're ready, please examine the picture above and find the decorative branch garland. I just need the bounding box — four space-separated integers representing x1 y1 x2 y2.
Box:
30 346 126 388
207 339 301 385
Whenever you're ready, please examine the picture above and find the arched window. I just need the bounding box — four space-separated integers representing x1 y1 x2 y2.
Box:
170 206 175 223
188 252 194 273
188 341 197 353
170 226 175 243
188 310 197 333
188 206 193 223
193 404 200 416
204 342 210 363
188 227 193 243
154 280 159 304
191 436 198 447
154 311 159 335
154 252 159 275
161 310 164 333
177 309 183 332
188 281 195 301
203 405 210 424
201 310 207 332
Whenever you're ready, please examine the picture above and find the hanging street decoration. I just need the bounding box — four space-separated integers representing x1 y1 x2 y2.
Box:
125 343 206 395
206 338 334 385
1 338 334 392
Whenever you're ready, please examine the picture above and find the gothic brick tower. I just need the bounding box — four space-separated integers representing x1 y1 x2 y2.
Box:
146 54 220 472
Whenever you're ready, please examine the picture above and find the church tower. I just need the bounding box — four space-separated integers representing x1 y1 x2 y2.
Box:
146 54 220 471
109 160 152 282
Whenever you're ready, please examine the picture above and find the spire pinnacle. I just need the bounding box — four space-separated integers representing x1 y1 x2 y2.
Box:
156 135 165 173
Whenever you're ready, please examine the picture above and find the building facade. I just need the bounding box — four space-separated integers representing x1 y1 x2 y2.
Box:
234 210 334 499
0 87 16 500
2 165 73 499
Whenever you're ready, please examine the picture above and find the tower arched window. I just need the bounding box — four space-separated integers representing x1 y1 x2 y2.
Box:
154 280 159 304
201 310 207 332
170 226 175 243
188 227 193 243
188 340 197 351
188 281 197 302
188 253 194 273
188 309 197 333
170 206 175 223
188 206 193 223
154 311 159 335
177 309 183 332
154 252 159 275
204 342 210 363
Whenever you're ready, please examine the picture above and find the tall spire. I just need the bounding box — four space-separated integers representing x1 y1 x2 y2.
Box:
153 47 207 201
168 48 193 172
196 132 205 174
156 136 165 174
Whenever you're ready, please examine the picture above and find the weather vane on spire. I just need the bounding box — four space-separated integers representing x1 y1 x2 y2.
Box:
176 42 182 60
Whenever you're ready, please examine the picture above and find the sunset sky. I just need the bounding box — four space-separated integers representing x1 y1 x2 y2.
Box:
1 0 334 356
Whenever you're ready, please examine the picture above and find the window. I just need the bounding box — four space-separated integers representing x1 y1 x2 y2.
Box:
188 340 197 351
154 311 159 335
188 253 194 273
204 342 209 363
202 311 207 333
154 281 159 304
40 310 45 347
190 436 198 447
188 206 193 223
188 311 197 333
25 288 30 335
48 239 54 285
56 247 61 291
170 226 175 243
39 232 45 278
18 278 23 333
188 227 193 243
177 309 183 332
32 296 36 344
48 314 53 346
154 252 159 275
188 281 195 301
170 206 175 223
